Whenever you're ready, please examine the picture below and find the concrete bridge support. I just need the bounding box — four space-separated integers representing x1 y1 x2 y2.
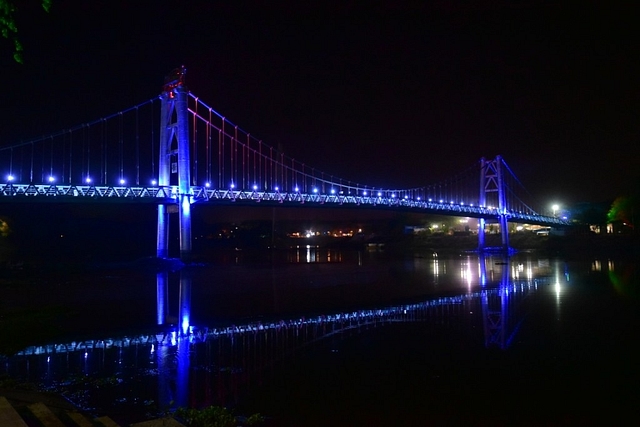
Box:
157 67 192 261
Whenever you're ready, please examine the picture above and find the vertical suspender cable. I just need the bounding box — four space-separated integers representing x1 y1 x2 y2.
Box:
151 99 155 182
41 138 45 183
234 126 238 188
207 108 211 185
282 153 286 190
61 131 66 183
30 142 34 183
247 133 251 188
102 119 106 184
219 119 224 187
50 136 54 181
269 147 273 189
193 98 198 186
192 101 197 186
69 130 73 183
258 140 263 189
119 112 124 183
135 107 140 185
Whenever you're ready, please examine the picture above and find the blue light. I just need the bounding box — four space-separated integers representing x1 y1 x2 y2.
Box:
417 197 421 200
404 195 408 199
439 199 443 203
85 177 92 184
363 191 368 196
377 192 382 197
331 189 336 194
48 176 55 183
119 179 126 185
428 198 432 202
7 175 14 182
275 186 279 191
313 188 318 193
204 182 210 188
230 183 235 189
391 194 396 198
295 186 300 192
181 317 190 335
253 184 258 191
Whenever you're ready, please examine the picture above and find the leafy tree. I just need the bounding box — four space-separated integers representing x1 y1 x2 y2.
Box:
607 195 638 231
1 0 51 63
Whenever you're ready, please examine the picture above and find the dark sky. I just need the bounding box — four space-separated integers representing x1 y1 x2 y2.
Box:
1 1 638 208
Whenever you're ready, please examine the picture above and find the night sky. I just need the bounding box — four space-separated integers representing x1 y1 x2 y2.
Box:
1 1 638 208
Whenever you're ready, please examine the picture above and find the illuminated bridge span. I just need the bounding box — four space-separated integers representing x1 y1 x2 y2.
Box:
0 67 569 256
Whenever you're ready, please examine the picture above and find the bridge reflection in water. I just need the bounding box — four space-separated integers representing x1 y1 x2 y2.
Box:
4 254 557 417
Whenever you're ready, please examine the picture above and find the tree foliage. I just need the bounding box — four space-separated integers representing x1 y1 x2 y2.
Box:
607 195 638 229
0 0 51 63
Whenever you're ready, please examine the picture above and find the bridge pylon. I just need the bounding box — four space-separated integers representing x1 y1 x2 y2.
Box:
157 66 192 261
478 156 510 253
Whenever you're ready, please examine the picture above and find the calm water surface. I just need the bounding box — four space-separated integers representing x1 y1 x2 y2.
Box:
1 248 639 426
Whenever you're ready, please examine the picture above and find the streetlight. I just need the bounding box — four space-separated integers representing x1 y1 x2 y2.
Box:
552 204 559 217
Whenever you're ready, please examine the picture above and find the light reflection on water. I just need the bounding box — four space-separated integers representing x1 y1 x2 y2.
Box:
1 250 638 425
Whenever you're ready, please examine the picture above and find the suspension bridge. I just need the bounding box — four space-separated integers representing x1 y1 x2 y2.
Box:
0 67 569 258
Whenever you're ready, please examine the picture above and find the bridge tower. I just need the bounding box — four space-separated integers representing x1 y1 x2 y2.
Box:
478 156 510 252
157 66 192 261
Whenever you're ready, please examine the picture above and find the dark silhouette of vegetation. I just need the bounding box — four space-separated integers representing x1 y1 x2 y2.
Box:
1 0 51 63
174 405 264 427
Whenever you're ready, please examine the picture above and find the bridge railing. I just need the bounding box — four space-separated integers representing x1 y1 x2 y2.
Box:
0 182 570 225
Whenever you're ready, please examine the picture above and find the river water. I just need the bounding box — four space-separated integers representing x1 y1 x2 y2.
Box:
1 246 639 426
